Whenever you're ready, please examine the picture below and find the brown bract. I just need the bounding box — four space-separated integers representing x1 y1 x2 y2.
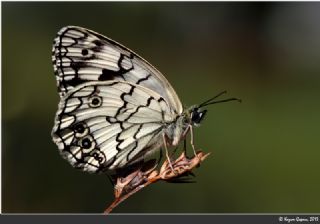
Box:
104 150 210 214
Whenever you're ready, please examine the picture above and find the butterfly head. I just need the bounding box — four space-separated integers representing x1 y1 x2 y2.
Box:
188 91 241 127
190 107 207 126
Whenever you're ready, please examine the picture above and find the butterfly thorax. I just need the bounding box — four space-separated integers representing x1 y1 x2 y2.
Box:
164 105 207 147
165 116 188 147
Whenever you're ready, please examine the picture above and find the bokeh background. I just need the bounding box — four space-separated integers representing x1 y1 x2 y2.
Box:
3 2 320 213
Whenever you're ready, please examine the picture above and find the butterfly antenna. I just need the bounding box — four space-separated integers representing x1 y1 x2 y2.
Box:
199 91 241 108
202 97 241 107
198 90 227 107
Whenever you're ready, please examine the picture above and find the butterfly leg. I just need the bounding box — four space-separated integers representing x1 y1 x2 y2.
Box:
181 125 190 158
189 125 200 160
183 138 188 158
181 125 198 160
162 132 175 173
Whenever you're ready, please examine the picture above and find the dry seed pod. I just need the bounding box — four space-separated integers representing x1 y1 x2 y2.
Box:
104 151 210 214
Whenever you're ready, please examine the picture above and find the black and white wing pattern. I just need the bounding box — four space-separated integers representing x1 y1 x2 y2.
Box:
52 26 182 114
52 80 177 172
51 26 186 173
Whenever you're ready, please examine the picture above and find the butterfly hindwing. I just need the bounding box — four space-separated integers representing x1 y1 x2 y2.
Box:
52 80 176 172
52 26 182 114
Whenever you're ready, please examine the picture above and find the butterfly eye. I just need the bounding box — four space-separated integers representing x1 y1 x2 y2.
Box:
191 109 207 125
89 95 103 108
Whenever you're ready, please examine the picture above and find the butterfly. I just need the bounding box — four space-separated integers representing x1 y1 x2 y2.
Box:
51 26 240 173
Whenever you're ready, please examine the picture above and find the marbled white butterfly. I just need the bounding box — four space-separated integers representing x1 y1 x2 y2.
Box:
51 26 239 173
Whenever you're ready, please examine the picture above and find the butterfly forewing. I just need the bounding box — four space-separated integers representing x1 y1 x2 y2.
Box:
52 26 182 114
52 80 177 172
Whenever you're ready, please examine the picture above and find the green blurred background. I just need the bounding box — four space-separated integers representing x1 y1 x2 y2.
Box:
3 2 320 213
